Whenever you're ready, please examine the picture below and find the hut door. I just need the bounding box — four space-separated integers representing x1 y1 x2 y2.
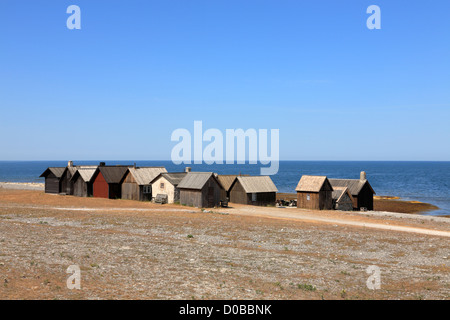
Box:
208 187 214 207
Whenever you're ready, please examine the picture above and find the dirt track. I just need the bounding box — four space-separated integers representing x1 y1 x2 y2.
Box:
0 189 449 300
218 205 450 238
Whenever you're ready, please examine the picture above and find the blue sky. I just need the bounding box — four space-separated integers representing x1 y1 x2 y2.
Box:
0 0 449 161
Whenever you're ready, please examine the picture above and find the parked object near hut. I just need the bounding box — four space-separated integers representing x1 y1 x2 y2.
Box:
329 172 375 211
121 167 167 201
229 176 278 206
296 175 333 210
70 167 98 197
332 187 354 211
91 165 130 199
150 172 187 204
177 172 223 208
154 194 168 204
40 167 66 194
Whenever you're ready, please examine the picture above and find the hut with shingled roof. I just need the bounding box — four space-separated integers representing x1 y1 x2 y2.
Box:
91 164 130 199
329 171 375 211
40 167 66 194
150 172 188 204
120 166 167 201
229 176 278 206
177 172 223 208
295 175 333 210
332 186 354 211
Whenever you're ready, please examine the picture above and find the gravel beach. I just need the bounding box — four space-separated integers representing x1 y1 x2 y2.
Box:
0 188 448 300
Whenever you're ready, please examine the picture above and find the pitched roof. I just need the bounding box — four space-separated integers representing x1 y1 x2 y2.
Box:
151 172 187 186
332 186 353 202
295 175 331 192
329 179 375 196
235 176 278 193
177 172 219 190
72 168 97 183
97 166 129 184
64 165 98 177
40 167 65 178
216 175 239 191
127 167 167 185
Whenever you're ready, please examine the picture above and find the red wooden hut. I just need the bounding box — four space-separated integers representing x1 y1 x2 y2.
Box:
91 165 129 199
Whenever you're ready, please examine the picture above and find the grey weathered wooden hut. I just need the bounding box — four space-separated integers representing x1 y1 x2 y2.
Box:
332 187 354 211
121 167 167 201
229 176 278 206
296 175 333 210
60 162 98 195
40 167 66 194
216 174 250 200
60 164 77 195
177 172 223 208
329 172 375 211
70 167 98 197
150 172 187 204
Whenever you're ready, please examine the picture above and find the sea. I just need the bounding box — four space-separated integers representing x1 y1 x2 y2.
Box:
0 161 449 216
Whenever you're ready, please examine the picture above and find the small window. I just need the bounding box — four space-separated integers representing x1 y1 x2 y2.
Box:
143 185 151 194
160 183 165 189
306 193 310 201
252 193 257 202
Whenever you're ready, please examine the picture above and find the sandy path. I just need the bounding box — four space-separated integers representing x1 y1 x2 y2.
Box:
2 201 448 237
220 206 450 238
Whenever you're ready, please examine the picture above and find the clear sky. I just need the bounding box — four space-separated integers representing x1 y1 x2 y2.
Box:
0 0 449 161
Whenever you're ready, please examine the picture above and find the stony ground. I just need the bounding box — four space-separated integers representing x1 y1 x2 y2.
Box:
0 189 448 300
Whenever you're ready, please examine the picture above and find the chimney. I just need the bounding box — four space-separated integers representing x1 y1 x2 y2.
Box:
68 161 73 168
185 167 191 173
360 171 367 181
99 162 105 167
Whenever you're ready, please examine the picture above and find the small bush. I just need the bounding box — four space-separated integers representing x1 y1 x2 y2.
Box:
297 284 316 291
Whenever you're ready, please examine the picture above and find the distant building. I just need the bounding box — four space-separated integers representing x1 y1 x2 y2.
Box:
91 165 129 199
40 167 66 194
121 167 167 201
70 167 97 197
229 176 278 206
60 161 97 195
178 172 223 208
332 187 354 211
216 175 238 200
150 172 188 204
329 172 375 210
216 174 250 200
295 175 333 210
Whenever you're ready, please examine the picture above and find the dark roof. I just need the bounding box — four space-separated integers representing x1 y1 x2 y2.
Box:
329 179 375 196
332 187 353 202
40 167 65 178
178 172 220 190
151 172 188 186
97 166 129 184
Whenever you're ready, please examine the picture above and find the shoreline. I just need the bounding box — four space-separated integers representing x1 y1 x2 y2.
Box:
0 182 44 190
277 193 441 216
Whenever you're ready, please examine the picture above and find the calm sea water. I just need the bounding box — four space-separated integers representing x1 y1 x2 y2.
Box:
0 161 449 216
